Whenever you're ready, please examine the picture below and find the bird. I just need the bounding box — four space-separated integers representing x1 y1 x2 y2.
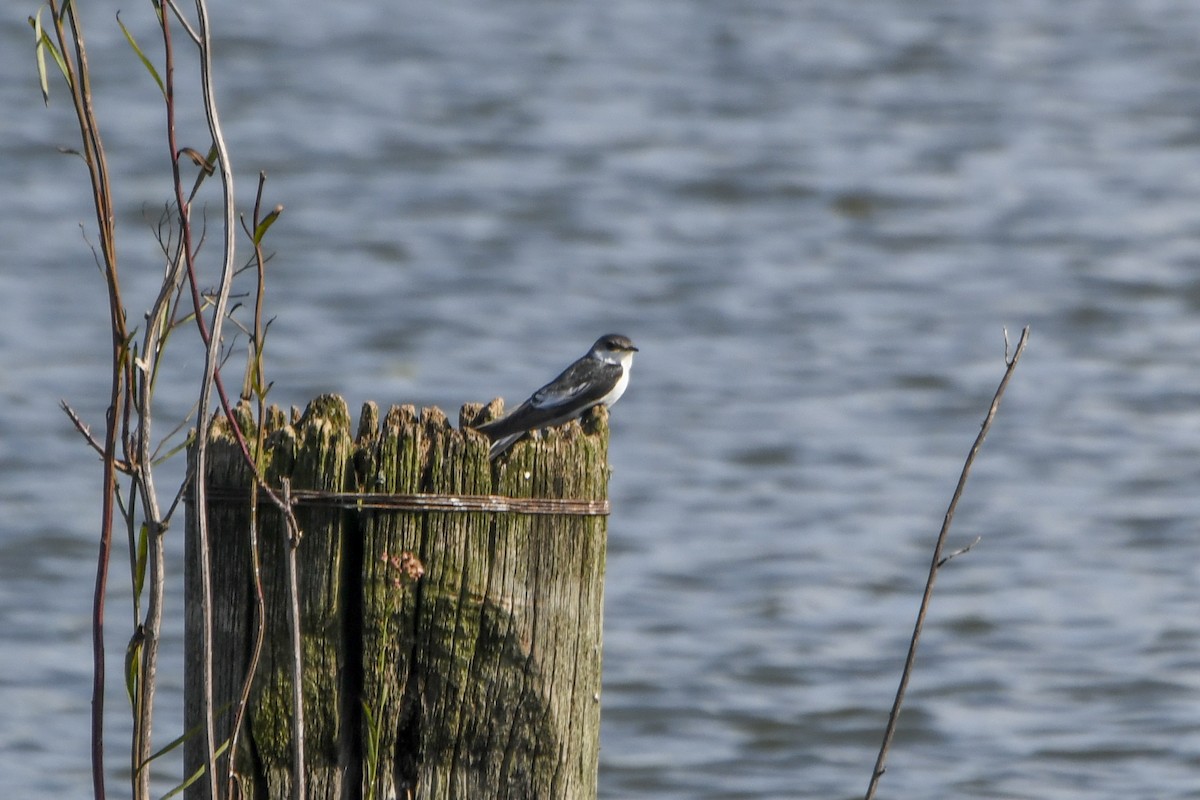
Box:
474 333 638 459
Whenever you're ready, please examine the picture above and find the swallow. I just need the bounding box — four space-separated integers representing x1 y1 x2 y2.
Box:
475 333 638 459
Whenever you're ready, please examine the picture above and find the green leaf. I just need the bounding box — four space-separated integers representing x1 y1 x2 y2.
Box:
160 762 206 800
142 703 229 767
178 147 215 175
114 482 131 519
134 522 150 600
362 698 382 797
29 11 72 102
32 10 49 105
156 735 230 800
253 205 284 244
117 13 166 101
124 627 145 705
43 33 70 85
152 434 192 467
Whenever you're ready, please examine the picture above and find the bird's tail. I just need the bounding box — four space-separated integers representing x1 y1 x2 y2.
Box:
488 431 526 460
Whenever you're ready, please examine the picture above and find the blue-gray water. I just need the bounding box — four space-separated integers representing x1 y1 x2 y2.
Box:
4 1 1200 797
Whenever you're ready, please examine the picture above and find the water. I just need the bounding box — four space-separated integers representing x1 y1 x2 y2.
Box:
3 1 1200 797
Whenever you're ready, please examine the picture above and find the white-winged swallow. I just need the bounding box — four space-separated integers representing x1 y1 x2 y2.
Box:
475 333 638 459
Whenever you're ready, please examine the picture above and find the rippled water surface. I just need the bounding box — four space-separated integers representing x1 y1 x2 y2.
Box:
4 1 1200 797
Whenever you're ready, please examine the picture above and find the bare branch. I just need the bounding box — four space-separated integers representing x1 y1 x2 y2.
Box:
61 401 132 472
937 536 982 568
46 2 132 795
161 465 193 530
864 326 1030 800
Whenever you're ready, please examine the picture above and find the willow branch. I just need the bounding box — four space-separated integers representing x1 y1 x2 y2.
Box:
129 210 187 800
47 3 129 797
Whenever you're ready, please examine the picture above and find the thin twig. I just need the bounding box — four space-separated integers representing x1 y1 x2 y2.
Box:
162 463 195 529
60 400 131 472
162 0 201 45
226 453 268 799
864 326 1029 800
157 1 228 793
48 3 129 797
155 5 223 795
162 6 302 791
191 0 236 786
227 171 273 798
282 479 308 800
122 24 202 790
937 535 982 568
128 234 186 800
186 4 309 792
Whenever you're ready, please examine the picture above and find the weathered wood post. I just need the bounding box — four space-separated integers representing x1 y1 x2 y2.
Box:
185 394 610 800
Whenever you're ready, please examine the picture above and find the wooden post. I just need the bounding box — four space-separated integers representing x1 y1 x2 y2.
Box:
186 394 610 800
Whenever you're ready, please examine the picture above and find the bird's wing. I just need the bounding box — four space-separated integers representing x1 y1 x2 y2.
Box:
529 359 620 409
477 359 620 438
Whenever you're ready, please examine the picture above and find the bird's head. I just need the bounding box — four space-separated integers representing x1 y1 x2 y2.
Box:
591 333 638 365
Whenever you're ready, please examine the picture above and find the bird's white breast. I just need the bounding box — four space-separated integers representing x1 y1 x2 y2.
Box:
600 350 635 407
